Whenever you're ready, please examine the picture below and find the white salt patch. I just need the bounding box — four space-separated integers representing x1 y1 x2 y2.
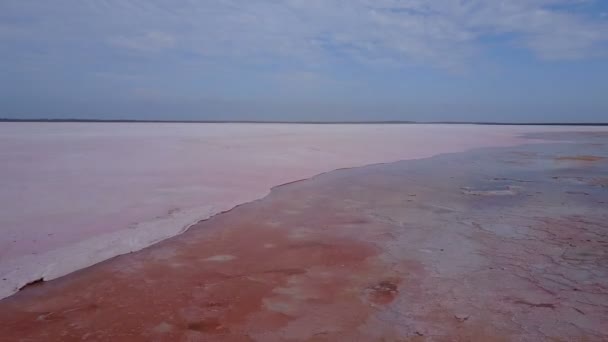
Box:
152 322 173 334
204 255 236 262
289 227 314 240
263 298 298 314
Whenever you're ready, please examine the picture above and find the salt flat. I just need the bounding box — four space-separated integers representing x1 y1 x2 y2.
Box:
1 130 607 340
1 123 607 299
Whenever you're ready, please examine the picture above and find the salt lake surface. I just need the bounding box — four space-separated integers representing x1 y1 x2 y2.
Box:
0 130 606 340
1 123 607 299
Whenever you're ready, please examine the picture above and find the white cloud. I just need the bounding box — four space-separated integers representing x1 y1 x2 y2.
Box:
1 0 607 69
109 31 175 52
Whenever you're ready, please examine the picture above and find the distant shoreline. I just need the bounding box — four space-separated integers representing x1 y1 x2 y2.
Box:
1 118 607 126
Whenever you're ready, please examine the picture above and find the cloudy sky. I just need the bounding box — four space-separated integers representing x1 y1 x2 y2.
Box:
1 0 607 122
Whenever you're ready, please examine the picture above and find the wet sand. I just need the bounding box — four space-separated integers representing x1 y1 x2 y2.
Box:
1 131 607 341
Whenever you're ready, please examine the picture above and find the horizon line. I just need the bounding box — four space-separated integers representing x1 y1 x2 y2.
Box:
1 118 608 126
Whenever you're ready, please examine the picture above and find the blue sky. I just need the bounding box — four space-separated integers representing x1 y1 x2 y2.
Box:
1 0 607 122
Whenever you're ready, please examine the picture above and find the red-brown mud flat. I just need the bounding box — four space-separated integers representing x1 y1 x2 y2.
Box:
1 132 607 341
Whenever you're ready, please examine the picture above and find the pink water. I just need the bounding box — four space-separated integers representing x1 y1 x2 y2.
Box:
1 122 607 298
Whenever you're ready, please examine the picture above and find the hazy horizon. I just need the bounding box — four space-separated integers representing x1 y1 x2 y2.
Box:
1 1 608 123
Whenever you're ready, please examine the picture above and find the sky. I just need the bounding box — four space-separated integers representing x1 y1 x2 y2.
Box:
1 0 608 122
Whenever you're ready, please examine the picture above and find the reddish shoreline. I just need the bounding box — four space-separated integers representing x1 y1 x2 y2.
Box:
4 123 569 299
2 132 607 340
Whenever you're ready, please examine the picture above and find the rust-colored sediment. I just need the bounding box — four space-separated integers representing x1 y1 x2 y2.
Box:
555 155 606 162
0 180 418 341
1 135 607 341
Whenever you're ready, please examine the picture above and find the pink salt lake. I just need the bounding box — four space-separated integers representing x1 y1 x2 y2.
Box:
1 122 607 299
